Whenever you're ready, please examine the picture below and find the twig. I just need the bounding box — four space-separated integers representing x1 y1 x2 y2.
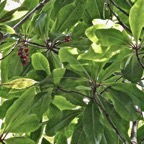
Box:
107 3 131 33
27 41 46 48
131 121 139 144
57 86 90 98
109 0 129 16
135 49 144 69
13 0 49 30
2 0 49 41
0 39 19 60
93 95 127 143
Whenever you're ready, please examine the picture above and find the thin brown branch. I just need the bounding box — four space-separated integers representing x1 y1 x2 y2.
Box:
107 3 131 33
27 41 47 48
135 49 144 69
2 0 49 41
13 0 49 30
93 95 127 144
109 0 129 16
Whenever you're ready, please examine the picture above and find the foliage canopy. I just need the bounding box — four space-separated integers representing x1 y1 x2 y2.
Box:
0 0 144 144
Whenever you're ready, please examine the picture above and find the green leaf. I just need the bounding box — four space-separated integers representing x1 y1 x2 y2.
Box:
129 0 144 42
72 22 88 38
31 92 51 118
71 121 88 144
47 103 61 119
121 54 143 83
51 0 74 19
85 0 104 19
101 98 130 142
54 133 67 144
32 53 51 75
59 48 90 79
0 38 15 51
113 0 131 11
8 114 39 133
4 87 36 129
0 24 15 34
21 0 39 10
52 68 66 85
1 49 23 82
0 0 7 18
101 128 120 144
30 126 44 143
95 28 130 46
99 49 129 82
0 98 16 119
52 95 75 110
83 103 104 144
45 110 81 136
107 88 139 121
109 83 144 109
5 137 35 144
52 0 86 32
26 70 47 81
137 125 144 143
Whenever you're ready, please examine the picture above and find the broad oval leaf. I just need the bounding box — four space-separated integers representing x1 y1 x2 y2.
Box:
129 0 144 42
52 68 66 85
32 53 51 75
95 28 130 46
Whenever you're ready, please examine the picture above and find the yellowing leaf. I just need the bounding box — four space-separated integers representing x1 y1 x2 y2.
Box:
2 78 37 89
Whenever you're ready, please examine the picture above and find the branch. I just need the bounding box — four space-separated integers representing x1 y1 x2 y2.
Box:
57 86 90 98
2 0 49 41
27 41 47 48
107 3 131 33
135 49 144 69
131 121 139 144
13 0 49 30
93 95 127 144
109 0 129 17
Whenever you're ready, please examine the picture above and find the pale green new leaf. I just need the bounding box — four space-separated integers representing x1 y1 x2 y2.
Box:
2 78 37 89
